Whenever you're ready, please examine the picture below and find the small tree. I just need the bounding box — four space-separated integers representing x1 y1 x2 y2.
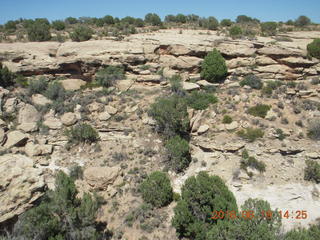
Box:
144 13 162 26
165 135 191 172
148 95 190 138
307 39 320 59
140 171 173 208
70 26 93 42
294 15 311 27
201 49 228 83
13 171 105 239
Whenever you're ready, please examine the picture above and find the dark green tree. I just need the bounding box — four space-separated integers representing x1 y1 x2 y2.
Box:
200 49 228 83
140 171 173 208
144 13 162 26
172 172 238 240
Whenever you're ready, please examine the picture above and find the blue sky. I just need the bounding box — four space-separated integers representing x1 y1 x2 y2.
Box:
0 0 319 24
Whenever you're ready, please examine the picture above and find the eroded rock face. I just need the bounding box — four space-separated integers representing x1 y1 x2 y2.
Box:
0 154 45 223
84 166 121 191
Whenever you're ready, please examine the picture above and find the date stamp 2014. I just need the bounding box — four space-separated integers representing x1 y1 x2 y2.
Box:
211 210 308 220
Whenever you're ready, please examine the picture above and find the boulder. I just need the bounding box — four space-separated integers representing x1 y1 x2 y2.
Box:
197 80 215 87
31 94 52 106
182 82 200 91
217 42 256 57
225 121 239 131
3 97 18 114
17 122 38 133
136 75 162 83
279 57 316 68
84 166 121 190
255 64 292 74
60 79 86 91
4 131 28 148
197 125 209 134
257 46 304 58
18 104 40 124
0 154 45 223
265 110 277 121
25 142 53 157
160 55 202 70
99 112 111 121
43 118 63 129
61 112 77 126
255 56 278 65
105 106 118 115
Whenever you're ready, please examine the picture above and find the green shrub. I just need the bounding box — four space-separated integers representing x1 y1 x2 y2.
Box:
0 63 16 88
140 171 173 208
66 123 99 145
207 198 281 240
51 20 66 31
220 19 232 27
222 115 233 124
185 91 218 110
284 224 320 240
304 160 320 183
172 172 238 239
27 19 51 41
248 104 271 118
169 75 183 94
95 65 125 88
65 17 78 25
70 26 94 42
276 128 285 140
307 39 320 59
165 135 191 173
12 171 104 239
261 80 283 96
4 20 17 33
45 82 66 101
200 49 228 83
261 22 277 35
229 25 243 39
240 149 266 173
237 127 264 142
28 77 48 95
240 74 262 89
148 95 190 138
307 118 320 140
